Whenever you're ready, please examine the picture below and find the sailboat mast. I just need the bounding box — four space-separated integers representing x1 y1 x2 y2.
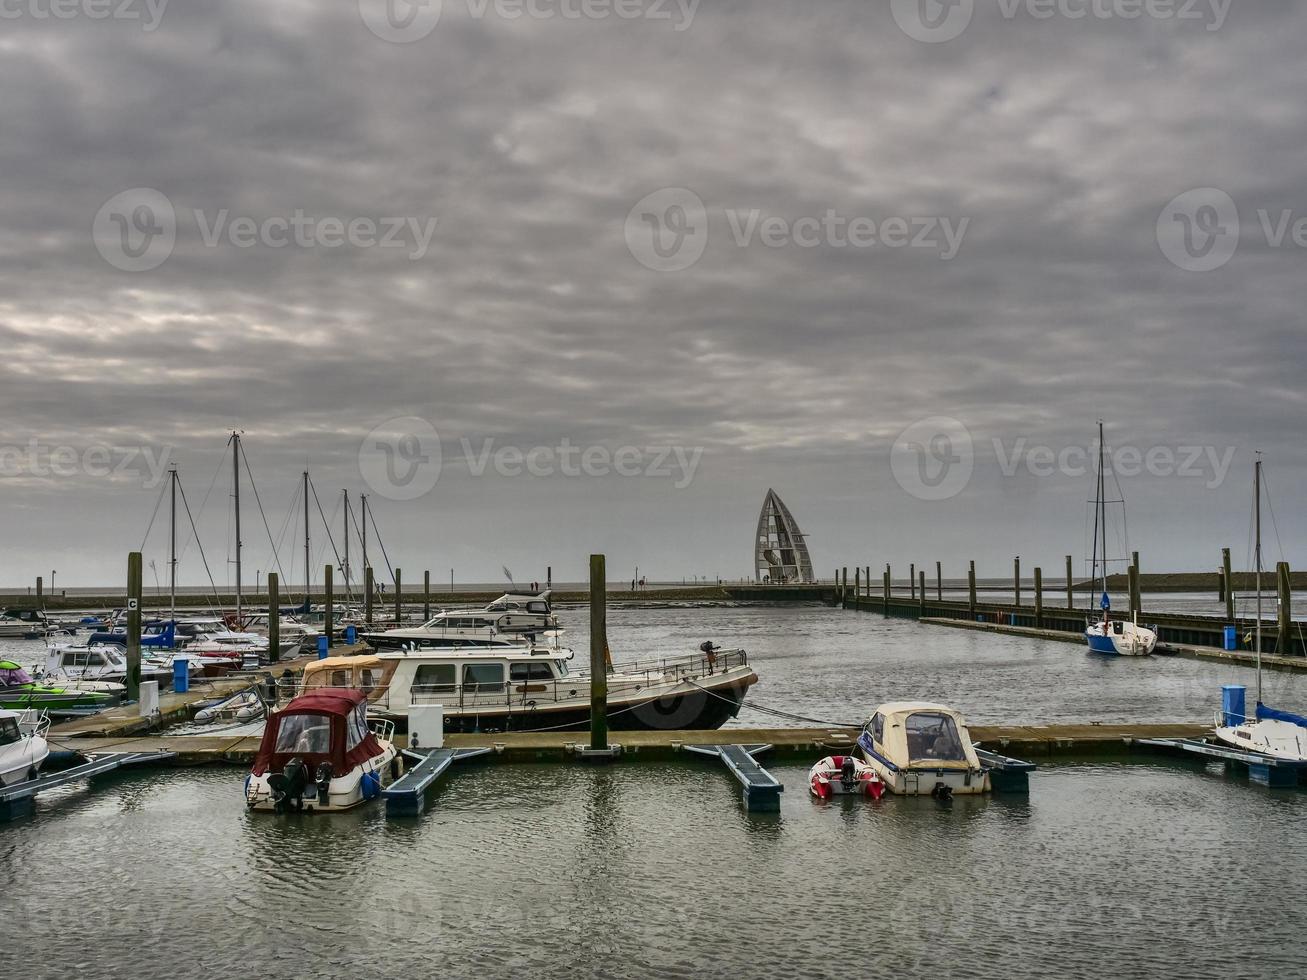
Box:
169 465 177 622
342 489 351 598
303 471 311 606
361 493 369 587
1255 454 1263 704
1098 420 1108 623
232 431 243 623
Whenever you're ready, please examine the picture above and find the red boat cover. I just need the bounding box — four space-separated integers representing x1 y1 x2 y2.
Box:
251 689 385 776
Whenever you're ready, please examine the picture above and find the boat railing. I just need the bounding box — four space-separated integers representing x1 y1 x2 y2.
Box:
369 718 396 742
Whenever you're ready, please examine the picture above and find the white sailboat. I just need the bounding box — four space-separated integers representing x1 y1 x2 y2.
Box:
1213 455 1307 762
1083 420 1157 657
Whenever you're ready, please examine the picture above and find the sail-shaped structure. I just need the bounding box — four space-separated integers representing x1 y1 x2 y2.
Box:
755 489 814 584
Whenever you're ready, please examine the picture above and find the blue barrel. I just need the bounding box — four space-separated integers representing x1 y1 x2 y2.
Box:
317 636 329 659
1222 685 1246 727
172 656 189 694
344 625 357 644
1223 625 1238 651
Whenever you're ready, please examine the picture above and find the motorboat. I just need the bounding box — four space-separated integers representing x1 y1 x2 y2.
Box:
363 591 560 651
42 645 173 687
0 660 120 715
0 709 50 786
0 615 31 638
239 613 309 657
332 639 757 734
1 609 60 638
244 689 401 813
857 702 991 797
809 755 884 800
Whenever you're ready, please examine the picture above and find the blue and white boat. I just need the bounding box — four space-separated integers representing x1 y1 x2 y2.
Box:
1083 420 1156 657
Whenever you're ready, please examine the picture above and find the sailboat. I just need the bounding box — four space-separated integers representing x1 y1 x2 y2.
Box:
1213 456 1307 762
1083 421 1157 657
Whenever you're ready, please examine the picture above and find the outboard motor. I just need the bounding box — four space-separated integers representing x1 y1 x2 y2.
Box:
840 756 858 792
314 762 333 807
931 781 953 802
269 757 310 813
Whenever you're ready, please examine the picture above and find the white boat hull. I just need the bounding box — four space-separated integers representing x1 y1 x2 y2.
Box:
1213 719 1307 763
1085 620 1156 657
245 742 400 813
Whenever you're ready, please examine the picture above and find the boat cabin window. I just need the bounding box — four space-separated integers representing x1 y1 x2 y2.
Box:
360 669 376 693
62 652 86 668
510 662 555 682
526 601 548 614
274 715 332 755
1112 621 1124 635
905 712 967 763
871 713 885 744
413 664 456 693
330 669 349 687
462 663 505 693
346 704 368 750
0 718 20 746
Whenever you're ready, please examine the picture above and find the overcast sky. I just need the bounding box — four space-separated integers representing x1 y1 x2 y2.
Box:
1 0 1303 589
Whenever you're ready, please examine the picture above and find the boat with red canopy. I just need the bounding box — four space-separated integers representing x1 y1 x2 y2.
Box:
244 688 401 813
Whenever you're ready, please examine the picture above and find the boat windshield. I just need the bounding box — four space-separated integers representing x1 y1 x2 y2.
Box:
0 718 20 746
274 714 333 755
0 666 34 686
905 712 968 763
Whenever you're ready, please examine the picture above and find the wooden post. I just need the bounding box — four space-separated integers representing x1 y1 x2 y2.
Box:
1277 562 1292 656
1065 555 1073 610
36 576 43 600
394 568 402 625
590 554 608 750
918 570 926 618
883 565 890 616
1222 548 1234 622
1013 556 1021 607
324 564 334 648
910 563 916 601
364 566 374 625
854 567 861 609
1130 550 1142 616
936 561 943 602
865 566 871 602
842 567 848 609
126 552 142 702
547 566 552 590
968 561 977 616
268 572 280 663
424 570 431 620
1034 567 1043 628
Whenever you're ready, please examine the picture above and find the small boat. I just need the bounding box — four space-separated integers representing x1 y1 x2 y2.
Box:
42 645 173 687
1083 421 1156 657
362 591 560 651
1214 456 1307 763
195 688 267 724
244 689 401 813
0 615 31 638
857 702 991 797
0 709 50 786
0 660 119 715
809 755 884 800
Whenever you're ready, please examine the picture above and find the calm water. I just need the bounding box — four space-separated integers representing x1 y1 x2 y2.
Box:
5 605 1307 978
4 762 1305 980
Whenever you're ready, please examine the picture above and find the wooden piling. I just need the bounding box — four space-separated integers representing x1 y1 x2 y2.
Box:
395 568 402 625
1014 557 1021 607
1034 567 1043 627
268 572 280 663
854 567 861 608
364 567 374 625
842 567 848 609
126 552 142 702
918 570 926 617
424 570 431 620
968 561 977 615
1222 548 1234 622
547 565 552 590
1130 551 1142 615
936 561 942 601
1066 555 1073 610
36 576 43 600
324 564 334 648
590 554 608 750
910 563 916 601
1277 562 1292 655
883 565 890 616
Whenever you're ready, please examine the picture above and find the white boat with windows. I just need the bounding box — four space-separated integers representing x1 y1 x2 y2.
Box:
363 592 559 651
0 709 50 786
297 640 757 734
857 702 990 797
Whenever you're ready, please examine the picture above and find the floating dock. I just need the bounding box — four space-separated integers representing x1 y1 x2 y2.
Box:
1132 737 1307 788
684 743 782 812
383 746 492 818
0 751 176 821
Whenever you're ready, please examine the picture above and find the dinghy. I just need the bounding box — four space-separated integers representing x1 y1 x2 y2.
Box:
809 755 884 800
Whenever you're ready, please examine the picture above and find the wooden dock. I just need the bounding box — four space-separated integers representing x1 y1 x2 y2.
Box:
47 723 1211 767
